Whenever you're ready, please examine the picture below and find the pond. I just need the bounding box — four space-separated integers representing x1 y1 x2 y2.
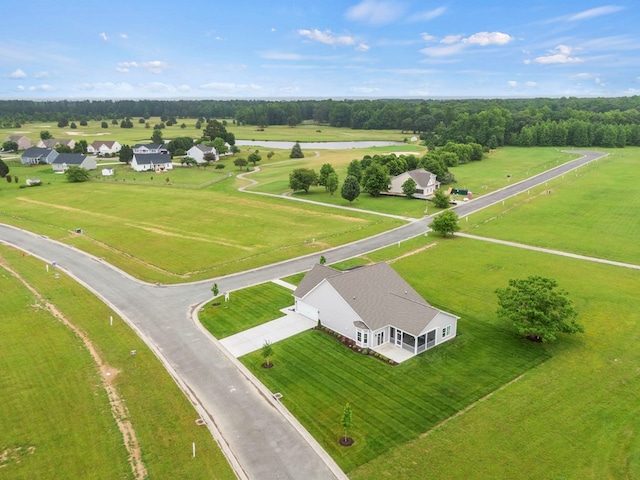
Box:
235 140 406 150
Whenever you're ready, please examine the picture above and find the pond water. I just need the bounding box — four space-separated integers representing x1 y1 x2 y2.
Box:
235 140 406 150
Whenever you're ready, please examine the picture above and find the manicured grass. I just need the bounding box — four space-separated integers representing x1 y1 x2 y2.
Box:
350 238 640 479
0 246 235 479
0 169 403 283
243 237 640 477
464 148 640 265
228 122 411 142
199 282 294 338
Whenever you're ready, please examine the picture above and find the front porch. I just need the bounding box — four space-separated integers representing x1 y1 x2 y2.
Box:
371 343 415 364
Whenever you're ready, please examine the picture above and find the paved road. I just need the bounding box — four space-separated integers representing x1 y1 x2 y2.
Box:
0 150 607 480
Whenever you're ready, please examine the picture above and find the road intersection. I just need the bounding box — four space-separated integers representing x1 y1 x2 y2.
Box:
0 150 607 479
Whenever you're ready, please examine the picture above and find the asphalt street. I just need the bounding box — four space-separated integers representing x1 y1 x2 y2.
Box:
0 150 607 479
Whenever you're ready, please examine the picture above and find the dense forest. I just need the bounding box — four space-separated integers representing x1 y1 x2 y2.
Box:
1 96 640 149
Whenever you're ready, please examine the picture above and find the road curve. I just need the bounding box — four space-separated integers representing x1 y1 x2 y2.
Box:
0 149 607 479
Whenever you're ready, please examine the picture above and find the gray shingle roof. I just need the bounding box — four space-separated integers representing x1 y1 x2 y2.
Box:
295 263 450 336
52 153 87 165
22 147 54 159
133 153 172 165
406 168 435 188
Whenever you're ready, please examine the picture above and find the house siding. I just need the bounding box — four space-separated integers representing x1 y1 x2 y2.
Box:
301 282 363 341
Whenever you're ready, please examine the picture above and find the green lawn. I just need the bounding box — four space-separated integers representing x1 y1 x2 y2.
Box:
0 166 403 283
0 246 234 479
200 282 294 338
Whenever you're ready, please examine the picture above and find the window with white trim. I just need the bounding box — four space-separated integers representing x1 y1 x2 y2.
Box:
442 325 451 338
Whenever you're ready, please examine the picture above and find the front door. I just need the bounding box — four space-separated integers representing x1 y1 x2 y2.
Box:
395 329 403 347
426 330 436 349
376 331 384 346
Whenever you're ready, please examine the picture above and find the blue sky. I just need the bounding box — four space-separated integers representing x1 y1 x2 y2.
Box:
1 1 638 99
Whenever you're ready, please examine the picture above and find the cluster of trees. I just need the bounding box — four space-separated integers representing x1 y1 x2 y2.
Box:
2 97 640 149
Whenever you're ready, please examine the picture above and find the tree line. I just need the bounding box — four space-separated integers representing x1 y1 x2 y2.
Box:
2 97 640 149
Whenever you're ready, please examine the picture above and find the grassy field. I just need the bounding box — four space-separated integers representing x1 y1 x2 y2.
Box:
0 119 410 147
200 282 294 338
0 160 403 283
465 148 640 265
0 246 234 479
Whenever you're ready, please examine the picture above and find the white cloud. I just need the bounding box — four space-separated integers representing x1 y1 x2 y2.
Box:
463 32 513 46
525 81 538 87
441 35 462 45
199 82 263 93
141 82 178 92
142 61 168 73
299 29 355 46
261 51 303 60
28 84 54 92
116 67 130 73
120 33 128 39
351 86 381 94
78 82 135 92
9 69 27 79
34 71 50 78
100 32 108 41
409 7 446 22
271 28 276 32
178 85 191 91
345 0 406 26
534 45 583 64
567 5 624 21
17 85 25 91
420 43 465 57
118 61 139 68
421 33 437 42
507 80 518 87
356 43 370 52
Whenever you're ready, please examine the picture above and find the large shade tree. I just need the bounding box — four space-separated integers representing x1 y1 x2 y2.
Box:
496 276 584 343
289 168 317 193
430 210 460 236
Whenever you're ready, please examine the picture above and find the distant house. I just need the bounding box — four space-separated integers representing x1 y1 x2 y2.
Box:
51 153 97 172
293 263 458 359
187 144 218 164
7 135 32 150
37 138 76 150
87 140 121 155
389 168 440 198
133 143 168 155
21 147 59 165
131 153 173 172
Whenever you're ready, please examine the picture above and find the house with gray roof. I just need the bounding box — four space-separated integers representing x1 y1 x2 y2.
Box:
21 147 59 165
36 138 76 150
133 143 168 155
293 263 458 359
51 153 96 172
131 153 173 172
389 168 440 198
187 144 219 163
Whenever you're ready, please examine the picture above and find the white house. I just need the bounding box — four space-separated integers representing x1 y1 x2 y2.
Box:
133 143 168 155
187 144 219 164
389 168 440 198
88 140 121 155
51 153 97 172
131 153 173 172
293 263 458 359
21 147 59 165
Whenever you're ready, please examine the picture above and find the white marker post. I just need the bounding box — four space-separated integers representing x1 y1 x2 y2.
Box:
110 315 113 326
192 442 196 458
46 264 49 272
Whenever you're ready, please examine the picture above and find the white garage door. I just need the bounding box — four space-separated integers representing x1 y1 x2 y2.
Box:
296 300 318 321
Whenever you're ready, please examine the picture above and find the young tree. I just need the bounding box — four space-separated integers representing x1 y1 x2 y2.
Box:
402 178 417 198
346 159 362 183
151 128 163 144
248 151 262 166
65 166 90 183
496 276 583 343
289 141 304 158
0 159 10 178
261 340 274 367
319 255 327 265
362 163 389 197
233 158 248 170
341 175 360 204
101 121 109 129
2 140 18 152
73 139 88 154
55 144 72 154
318 163 336 189
40 130 52 140
119 145 133 164
326 172 339 196
432 189 451 208
212 137 228 155
289 168 318 193
430 210 460 237
215 163 226 170
267 151 275 161
70 122 77 129
211 283 219 298
340 403 352 444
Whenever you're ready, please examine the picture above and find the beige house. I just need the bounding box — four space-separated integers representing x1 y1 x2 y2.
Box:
293 263 458 360
7 135 32 150
37 138 76 150
389 168 440 198
88 140 121 155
